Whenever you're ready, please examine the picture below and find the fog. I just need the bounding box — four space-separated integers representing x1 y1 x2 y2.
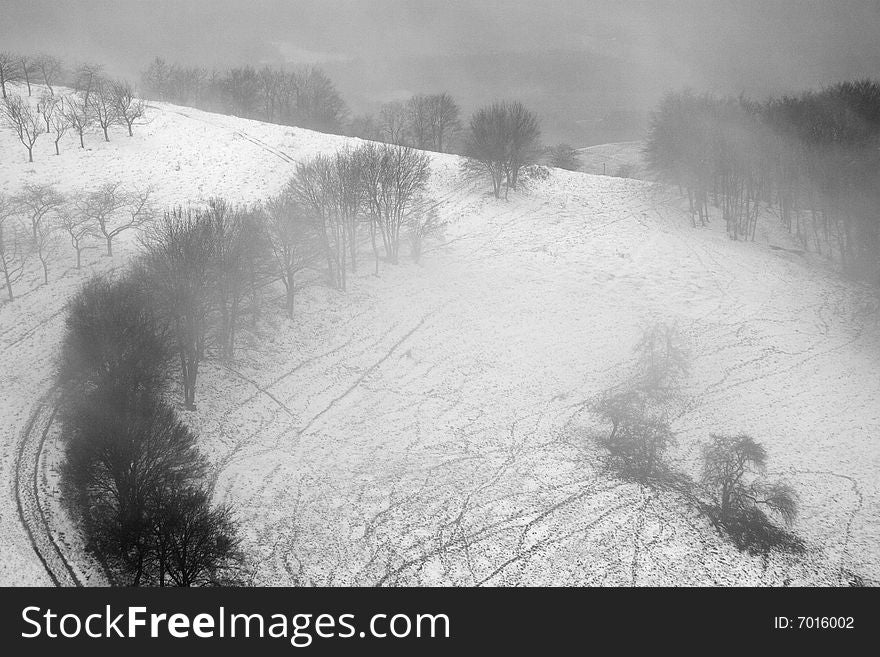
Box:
4 0 880 144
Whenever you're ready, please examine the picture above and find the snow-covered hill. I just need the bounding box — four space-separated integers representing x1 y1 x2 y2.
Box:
1 85 878 586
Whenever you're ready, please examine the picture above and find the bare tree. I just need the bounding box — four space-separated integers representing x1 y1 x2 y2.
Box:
63 92 92 149
62 392 204 584
150 486 241 586
110 79 147 136
287 154 354 290
30 215 60 285
465 101 541 199
358 142 431 265
205 199 267 359
2 94 45 162
0 197 28 301
591 389 680 485
405 94 433 149
426 92 461 152
73 62 104 106
701 435 798 527
406 199 444 263
141 208 216 408
19 55 33 96
49 97 71 155
59 203 96 268
15 182 64 239
379 101 408 145
700 434 801 553
36 90 57 132
257 66 285 123
0 51 21 99
34 53 63 95
80 183 153 256
90 77 118 141
292 66 348 132
264 193 316 317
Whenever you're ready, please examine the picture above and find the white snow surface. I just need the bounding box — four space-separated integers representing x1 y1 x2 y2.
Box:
1 85 879 586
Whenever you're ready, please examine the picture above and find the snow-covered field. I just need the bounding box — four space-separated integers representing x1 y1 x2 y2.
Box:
1 85 878 586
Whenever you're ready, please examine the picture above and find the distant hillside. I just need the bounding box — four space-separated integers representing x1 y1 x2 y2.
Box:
576 141 649 179
2 88 878 586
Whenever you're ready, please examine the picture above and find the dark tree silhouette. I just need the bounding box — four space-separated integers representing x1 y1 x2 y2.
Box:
141 208 216 408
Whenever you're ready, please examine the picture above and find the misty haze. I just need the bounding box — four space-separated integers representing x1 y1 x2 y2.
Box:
0 0 878 588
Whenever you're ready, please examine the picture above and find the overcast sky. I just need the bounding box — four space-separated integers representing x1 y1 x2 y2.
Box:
3 1 879 144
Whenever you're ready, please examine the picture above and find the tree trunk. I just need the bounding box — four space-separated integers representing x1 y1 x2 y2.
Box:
3 268 13 301
285 281 294 319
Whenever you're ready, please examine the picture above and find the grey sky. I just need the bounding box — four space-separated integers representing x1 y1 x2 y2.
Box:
3 1 879 144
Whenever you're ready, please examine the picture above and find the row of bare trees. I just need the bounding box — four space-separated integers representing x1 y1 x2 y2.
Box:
141 57 348 133
287 142 437 288
645 81 880 282
58 272 243 586
349 92 462 153
0 51 64 98
0 183 152 300
2 76 147 162
136 143 438 407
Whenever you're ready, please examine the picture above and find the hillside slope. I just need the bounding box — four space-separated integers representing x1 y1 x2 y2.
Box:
1 88 878 585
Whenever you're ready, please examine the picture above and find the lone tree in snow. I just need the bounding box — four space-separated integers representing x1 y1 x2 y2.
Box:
465 100 541 199
0 51 21 99
700 434 801 553
2 94 45 162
